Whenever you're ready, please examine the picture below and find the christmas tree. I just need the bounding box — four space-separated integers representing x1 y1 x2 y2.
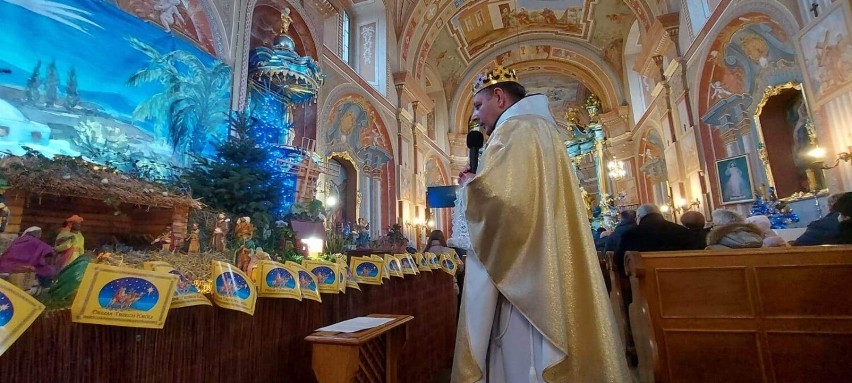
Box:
182 111 289 228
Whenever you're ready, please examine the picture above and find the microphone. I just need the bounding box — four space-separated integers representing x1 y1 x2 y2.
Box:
466 130 484 173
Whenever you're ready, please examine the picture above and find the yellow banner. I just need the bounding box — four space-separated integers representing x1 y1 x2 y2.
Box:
426 252 442 270
71 263 177 329
0 278 45 357
385 254 403 277
397 254 418 275
336 259 348 294
303 260 340 294
350 257 383 285
143 261 211 309
211 261 257 315
285 262 320 303
371 254 391 279
255 260 301 300
343 265 360 291
440 254 459 276
415 253 432 272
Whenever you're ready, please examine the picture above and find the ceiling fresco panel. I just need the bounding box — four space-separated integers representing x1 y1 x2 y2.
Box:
448 0 591 59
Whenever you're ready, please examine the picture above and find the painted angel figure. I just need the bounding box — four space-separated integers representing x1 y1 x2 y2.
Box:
710 81 733 100
154 0 187 33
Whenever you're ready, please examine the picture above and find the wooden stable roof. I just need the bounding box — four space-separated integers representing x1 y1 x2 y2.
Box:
0 154 203 209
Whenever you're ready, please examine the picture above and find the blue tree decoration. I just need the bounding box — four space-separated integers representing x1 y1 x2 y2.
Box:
749 187 800 229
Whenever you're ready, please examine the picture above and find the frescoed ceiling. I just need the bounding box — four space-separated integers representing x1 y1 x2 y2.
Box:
397 0 648 130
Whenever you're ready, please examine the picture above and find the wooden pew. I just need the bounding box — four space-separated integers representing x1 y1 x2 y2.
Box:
605 251 628 352
597 251 612 293
626 246 852 383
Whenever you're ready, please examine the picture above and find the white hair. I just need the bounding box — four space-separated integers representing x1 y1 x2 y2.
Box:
712 209 744 225
636 204 660 219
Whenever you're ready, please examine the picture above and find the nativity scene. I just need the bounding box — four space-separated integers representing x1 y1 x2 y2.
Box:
0 0 851 382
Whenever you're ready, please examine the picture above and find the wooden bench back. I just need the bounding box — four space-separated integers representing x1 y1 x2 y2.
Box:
626 246 852 383
604 251 628 351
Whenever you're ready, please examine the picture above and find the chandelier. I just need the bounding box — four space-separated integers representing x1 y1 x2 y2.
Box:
607 160 626 180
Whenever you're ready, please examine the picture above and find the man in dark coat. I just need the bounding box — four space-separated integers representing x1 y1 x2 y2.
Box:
794 193 845 246
681 211 711 250
603 209 637 253
614 204 691 275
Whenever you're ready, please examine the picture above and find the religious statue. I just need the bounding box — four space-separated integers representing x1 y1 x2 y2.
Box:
235 246 252 273
247 247 272 278
581 188 595 219
211 213 229 252
355 218 371 248
584 94 602 120
152 225 177 252
564 107 579 124
187 223 200 254
0 227 57 293
54 215 84 269
0 202 10 232
234 217 254 247
279 7 292 34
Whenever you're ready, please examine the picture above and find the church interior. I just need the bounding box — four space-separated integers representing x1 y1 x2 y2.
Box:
1 0 851 382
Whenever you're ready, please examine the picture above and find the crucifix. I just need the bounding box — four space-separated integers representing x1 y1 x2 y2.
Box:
811 2 820 18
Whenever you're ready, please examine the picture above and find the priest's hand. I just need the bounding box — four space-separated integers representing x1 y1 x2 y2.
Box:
458 165 475 185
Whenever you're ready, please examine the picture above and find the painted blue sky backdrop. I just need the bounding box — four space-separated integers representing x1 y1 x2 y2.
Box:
0 0 222 123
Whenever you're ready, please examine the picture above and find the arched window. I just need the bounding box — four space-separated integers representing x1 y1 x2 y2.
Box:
340 11 351 64
686 0 712 36
624 21 646 123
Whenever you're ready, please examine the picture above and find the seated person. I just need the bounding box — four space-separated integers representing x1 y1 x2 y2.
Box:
604 210 637 253
794 193 846 246
593 227 608 252
0 227 57 288
706 209 763 250
831 193 852 244
681 211 710 250
615 204 691 274
745 215 787 247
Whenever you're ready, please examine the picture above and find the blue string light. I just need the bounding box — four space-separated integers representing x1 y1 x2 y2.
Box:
248 90 303 216
749 187 801 229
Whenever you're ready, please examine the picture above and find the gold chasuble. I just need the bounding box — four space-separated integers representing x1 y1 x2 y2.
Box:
452 94 630 382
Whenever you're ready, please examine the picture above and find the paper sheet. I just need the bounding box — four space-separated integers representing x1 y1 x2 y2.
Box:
316 317 396 333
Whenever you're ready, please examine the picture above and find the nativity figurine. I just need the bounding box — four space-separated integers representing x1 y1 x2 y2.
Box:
187 223 200 254
211 213 229 252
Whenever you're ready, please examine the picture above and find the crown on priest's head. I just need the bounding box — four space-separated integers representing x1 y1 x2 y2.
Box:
472 65 519 95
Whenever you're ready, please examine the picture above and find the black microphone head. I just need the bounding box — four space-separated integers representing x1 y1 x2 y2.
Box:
466 130 484 149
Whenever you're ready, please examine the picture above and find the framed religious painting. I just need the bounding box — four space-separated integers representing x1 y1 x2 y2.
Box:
796 0 852 106
715 154 755 205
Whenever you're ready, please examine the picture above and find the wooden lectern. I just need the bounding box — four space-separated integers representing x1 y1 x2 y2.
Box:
305 314 413 383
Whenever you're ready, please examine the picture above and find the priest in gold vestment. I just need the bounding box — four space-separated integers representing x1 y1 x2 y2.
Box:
451 66 630 382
